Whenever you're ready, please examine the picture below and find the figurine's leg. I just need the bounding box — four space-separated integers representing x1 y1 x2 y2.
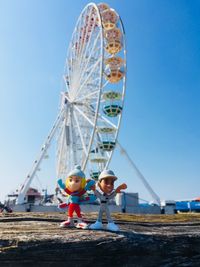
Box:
59 203 74 228
97 206 103 222
105 205 119 232
89 205 103 230
74 204 88 229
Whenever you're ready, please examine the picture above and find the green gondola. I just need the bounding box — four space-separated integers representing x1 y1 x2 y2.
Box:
103 105 122 117
99 141 116 151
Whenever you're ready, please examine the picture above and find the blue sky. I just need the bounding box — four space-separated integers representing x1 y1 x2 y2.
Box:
0 0 199 203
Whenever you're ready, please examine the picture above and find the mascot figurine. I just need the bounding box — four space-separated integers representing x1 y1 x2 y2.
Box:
90 169 127 232
57 165 95 229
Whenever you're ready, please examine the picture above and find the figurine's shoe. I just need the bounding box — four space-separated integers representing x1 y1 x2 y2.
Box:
106 222 119 232
58 203 68 209
76 221 88 229
60 219 74 228
89 221 103 230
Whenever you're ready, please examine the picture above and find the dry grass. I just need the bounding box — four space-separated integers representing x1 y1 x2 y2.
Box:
1 211 200 223
112 212 200 223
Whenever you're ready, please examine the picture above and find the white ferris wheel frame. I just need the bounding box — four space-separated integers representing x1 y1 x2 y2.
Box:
56 2 127 179
16 2 127 204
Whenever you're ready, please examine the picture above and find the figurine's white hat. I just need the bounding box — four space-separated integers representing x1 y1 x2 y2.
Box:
98 169 117 182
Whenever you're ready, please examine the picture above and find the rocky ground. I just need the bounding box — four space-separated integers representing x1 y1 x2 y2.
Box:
0 212 200 266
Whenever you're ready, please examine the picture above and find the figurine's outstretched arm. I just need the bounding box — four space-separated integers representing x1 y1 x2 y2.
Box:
57 178 66 190
115 183 127 193
85 179 95 191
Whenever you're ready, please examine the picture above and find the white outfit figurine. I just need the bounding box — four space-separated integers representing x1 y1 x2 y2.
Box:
90 169 127 232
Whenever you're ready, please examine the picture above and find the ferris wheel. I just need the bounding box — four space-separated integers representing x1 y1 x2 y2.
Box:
56 2 126 180
15 3 161 206
16 2 126 204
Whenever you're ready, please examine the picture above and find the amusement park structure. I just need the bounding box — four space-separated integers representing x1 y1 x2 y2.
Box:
15 3 160 207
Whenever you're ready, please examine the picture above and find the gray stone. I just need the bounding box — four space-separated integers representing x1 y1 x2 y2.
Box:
0 212 200 266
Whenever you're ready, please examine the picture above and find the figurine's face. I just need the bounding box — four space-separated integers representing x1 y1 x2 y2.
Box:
99 177 115 194
67 176 82 192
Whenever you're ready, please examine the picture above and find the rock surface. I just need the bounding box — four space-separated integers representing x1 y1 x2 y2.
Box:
0 212 200 266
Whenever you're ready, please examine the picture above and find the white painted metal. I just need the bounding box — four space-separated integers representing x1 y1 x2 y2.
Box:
117 141 161 206
16 109 65 204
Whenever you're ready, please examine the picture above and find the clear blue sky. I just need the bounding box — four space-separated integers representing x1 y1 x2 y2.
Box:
0 0 200 203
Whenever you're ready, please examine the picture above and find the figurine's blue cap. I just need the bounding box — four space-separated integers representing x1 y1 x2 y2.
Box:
67 165 85 179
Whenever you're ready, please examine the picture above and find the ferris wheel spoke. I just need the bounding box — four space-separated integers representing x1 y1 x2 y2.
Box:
56 124 66 174
67 48 101 99
78 92 98 105
98 113 118 129
66 55 74 92
102 80 109 89
74 19 82 45
78 26 99 75
78 73 101 98
81 56 101 80
56 115 71 178
77 90 99 106
75 10 90 58
66 36 76 80
105 151 110 159
69 108 77 166
79 45 101 85
74 104 95 127
77 54 101 93
76 89 99 102
74 59 101 99
67 22 82 86
86 104 118 130
64 65 73 92
73 109 88 155
73 42 101 97
77 64 100 95
77 7 96 61
78 31 101 82
87 104 118 133
78 23 100 63
72 7 96 81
